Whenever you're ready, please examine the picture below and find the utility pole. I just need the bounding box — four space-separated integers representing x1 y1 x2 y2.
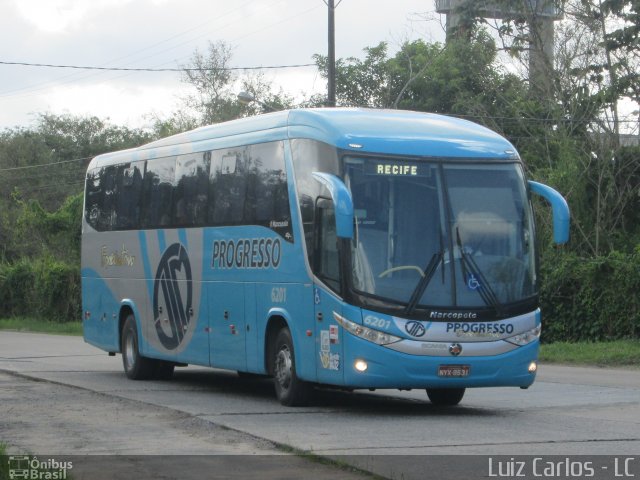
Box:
325 0 341 107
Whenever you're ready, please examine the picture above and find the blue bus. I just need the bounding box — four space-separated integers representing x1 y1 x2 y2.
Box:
82 108 569 406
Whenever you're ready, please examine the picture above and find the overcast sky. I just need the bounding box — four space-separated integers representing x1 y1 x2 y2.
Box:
0 0 446 130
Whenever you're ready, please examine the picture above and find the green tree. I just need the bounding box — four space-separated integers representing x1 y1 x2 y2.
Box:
0 114 151 260
13 193 83 263
313 31 528 118
179 41 294 126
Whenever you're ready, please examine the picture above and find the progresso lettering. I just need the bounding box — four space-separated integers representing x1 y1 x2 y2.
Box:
212 238 281 270
446 322 514 335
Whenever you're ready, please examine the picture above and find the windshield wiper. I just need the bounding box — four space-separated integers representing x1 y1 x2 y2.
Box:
404 249 443 316
455 228 505 317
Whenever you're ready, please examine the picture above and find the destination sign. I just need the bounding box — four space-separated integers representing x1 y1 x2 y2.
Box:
366 161 429 177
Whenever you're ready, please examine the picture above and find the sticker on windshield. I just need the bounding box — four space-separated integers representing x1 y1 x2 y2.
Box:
466 273 481 291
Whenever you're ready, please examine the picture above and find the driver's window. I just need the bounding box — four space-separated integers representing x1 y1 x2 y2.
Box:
314 198 341 293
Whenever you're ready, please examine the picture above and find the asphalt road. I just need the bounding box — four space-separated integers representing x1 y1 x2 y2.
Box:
1 331 639 479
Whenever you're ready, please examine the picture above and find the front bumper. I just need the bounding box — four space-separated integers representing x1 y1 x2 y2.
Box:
341 333 539 389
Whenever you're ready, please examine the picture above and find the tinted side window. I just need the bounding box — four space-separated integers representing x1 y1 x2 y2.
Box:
100 166 118 231
246 142 292 241
290 139 339 262
207 141 292 240
314 199 341 293
84 141 292 233
209 149 246 225
114 161 144 230
141 157 176 228
174 152 210 227
84 168 102 230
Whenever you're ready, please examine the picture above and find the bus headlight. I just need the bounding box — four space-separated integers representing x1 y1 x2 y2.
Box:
333 312 401 346
505 324 542 346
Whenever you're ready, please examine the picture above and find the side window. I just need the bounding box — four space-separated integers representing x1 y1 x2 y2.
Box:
314 198 341 293
209 150 246 225
290 139 340 264
114 161 144 230
84 168 102 230
207 141 291 240
246 141 292 241
99 166 117 231
174 152 210 227
141 157 176 228
84 141 291 232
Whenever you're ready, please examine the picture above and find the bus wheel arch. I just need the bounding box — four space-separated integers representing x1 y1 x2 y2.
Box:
265 315 288 376
119 306 174 380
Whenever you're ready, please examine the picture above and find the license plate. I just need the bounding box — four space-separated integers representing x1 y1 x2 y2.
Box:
438 365 470 377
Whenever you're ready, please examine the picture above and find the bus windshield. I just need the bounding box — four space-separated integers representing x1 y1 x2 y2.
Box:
345 157 536 313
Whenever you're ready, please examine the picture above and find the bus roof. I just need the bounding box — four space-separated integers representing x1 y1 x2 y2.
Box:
88 108 519 169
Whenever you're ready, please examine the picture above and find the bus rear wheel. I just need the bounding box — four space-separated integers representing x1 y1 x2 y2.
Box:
154 360 175 380
426 387 465 406
122 315 157 380
272 328 310 406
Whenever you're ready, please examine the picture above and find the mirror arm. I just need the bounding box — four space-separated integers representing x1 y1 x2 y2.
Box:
312 172 354 239
528 180 570 244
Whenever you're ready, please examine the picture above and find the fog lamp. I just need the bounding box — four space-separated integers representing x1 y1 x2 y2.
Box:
354 360 368 372
528 361 538 373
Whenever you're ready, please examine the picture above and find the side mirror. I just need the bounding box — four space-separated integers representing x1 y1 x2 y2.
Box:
312 172 354 239
528 180 570 244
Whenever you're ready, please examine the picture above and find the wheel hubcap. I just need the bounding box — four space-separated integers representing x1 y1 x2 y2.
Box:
274 346 292 389
125 333 135 369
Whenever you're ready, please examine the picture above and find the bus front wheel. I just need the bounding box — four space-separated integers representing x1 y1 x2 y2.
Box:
426 387 465 406
122 315 157 380
272 328 310 406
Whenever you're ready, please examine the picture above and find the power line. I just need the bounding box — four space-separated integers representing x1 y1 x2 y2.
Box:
1 169 86 182
0 0 282 99
0 60 316 73
15 180 85 193
0 156 92 172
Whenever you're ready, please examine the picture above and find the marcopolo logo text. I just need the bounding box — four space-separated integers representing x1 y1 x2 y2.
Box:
429 310 478 320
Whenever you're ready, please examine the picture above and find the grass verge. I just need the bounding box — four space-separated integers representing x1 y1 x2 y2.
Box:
540 340 640 367
0 317 82 336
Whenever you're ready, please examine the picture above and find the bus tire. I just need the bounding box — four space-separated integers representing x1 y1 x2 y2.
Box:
426 387 465 406
272 327 310 406
154 361 175 380
122 315 156 380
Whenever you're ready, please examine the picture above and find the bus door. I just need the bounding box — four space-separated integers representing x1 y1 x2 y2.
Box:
313 199 344 385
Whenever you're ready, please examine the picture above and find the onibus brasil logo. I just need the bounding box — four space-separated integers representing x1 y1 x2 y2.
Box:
153 243 193 350
8 456 72 479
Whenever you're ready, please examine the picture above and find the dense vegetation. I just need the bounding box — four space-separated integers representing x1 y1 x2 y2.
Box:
1 1 639 342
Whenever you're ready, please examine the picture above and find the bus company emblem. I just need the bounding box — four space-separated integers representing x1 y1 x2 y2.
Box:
405 321 426 338
153 243 193 350
449 343 463 356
